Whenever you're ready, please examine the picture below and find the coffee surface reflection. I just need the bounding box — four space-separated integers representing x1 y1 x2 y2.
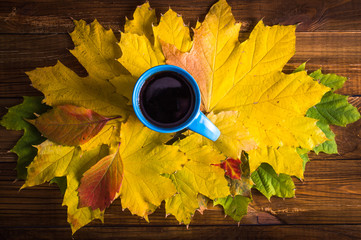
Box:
139 71 195 128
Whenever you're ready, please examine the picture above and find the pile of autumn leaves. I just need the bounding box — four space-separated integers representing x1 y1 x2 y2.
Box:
1 0 360 233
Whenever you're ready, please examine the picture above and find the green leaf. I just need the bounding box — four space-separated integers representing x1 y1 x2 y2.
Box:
293 62 307 73
310 69 347 91
296 148 310 171
251 163 295 200
296 66 344 154
313 121 338 154
0 96 50 179
214 195 251 222
305 70 352 154
50 177 67 195
306 91 361 126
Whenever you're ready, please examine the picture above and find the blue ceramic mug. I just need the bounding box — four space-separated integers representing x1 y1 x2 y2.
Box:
132 65 220 141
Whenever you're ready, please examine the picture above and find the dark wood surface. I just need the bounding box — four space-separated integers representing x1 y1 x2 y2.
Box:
1 0 361 239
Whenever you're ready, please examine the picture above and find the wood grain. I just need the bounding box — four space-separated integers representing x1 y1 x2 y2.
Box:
252 159 361 224
1 0 361 33
1 225 361 240
1 32 361 97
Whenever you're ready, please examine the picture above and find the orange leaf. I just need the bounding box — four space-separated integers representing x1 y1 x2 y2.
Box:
78 146 123 211
215 158 242 180
160 0 241 112
29 105 115 146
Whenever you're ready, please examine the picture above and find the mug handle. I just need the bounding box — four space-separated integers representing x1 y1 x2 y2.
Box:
187 112 220 141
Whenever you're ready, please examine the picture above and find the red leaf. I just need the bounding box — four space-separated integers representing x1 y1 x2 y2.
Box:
215 158 242 180
29 105 114 146
78 149 123 211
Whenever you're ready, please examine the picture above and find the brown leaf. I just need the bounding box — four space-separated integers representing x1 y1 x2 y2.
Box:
29 105 116 146
78 145 123 211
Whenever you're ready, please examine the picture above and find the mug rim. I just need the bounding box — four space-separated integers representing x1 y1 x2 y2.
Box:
132 65 202 133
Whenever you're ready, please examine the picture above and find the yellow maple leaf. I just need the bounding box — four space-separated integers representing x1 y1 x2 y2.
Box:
161 0 241 112
165 134 229 224
113 30 165 103
27 20 130 118
205 111 257 158
22 140 81 188
248 146 305 179
69 19 123 80
216 71 328 149
161 0 329 177
112 4 193 102
124 2 157 43
109 73 137 103
153 9 192 53
109 2 160 102
153 2 256 157
119 115 187 219
118 32 164 79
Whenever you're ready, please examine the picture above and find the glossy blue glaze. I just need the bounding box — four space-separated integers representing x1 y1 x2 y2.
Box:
132 65 220 141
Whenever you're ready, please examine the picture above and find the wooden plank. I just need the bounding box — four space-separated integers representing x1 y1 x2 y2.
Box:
1 225 361 240
0 33 83 97
0 32 361 97
286 32 361 96
1 96 360 161
251 159 361 224
1 0 361 33
0 158 360 228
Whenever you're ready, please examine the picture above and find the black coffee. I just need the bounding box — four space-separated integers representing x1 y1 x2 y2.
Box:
139 71 195 128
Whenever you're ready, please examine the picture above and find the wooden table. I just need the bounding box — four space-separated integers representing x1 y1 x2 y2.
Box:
1 0 361 239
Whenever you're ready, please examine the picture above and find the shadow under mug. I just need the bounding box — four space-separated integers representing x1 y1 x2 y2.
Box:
132 65 220 141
